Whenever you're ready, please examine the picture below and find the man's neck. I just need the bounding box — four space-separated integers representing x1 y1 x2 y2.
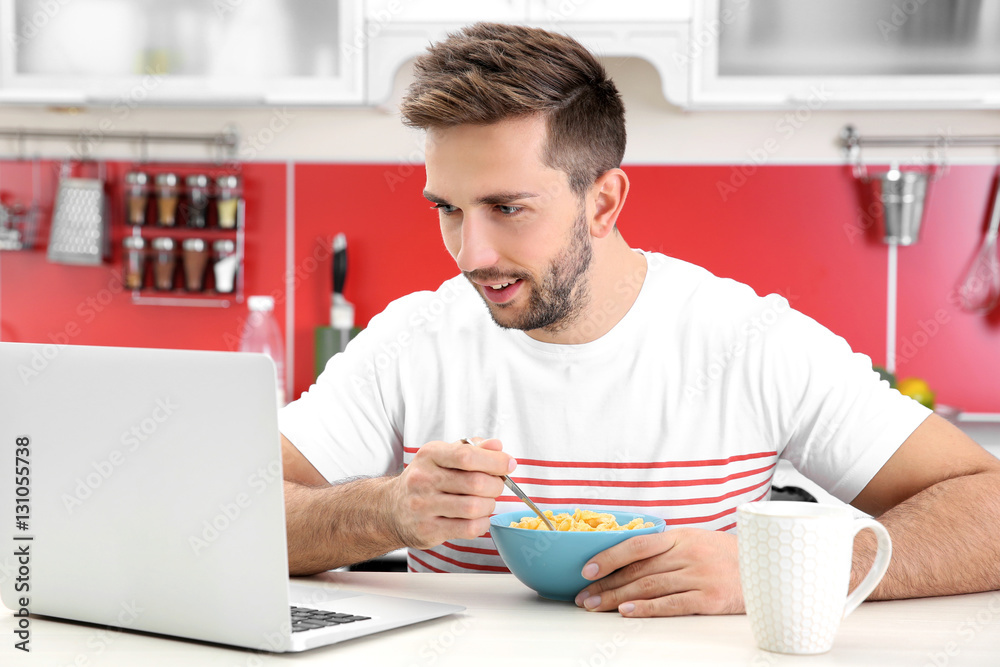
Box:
527 235 647 345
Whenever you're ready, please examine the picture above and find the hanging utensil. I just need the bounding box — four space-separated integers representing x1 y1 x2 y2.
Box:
47 159 109 266
875 165 929 246
958 173 1000 313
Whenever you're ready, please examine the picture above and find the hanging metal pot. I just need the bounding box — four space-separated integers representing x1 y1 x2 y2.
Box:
872 166 929 246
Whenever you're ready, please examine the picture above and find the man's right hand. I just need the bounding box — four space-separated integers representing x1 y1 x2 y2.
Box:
387 437 516 549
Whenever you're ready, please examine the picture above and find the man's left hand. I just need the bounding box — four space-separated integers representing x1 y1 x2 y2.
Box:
573 528 745 617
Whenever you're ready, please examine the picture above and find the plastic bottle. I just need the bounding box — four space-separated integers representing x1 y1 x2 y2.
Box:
239 295 286 407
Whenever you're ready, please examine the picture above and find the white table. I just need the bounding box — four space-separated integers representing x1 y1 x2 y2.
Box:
4 571 999 666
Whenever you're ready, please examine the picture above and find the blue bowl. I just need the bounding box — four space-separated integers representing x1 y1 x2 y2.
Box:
489 508 666 601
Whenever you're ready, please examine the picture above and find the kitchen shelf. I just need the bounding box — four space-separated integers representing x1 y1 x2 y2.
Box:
128 291 241 308
129 199 245 308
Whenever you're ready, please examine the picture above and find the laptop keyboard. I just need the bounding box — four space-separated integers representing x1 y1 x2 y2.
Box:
290 606 372 633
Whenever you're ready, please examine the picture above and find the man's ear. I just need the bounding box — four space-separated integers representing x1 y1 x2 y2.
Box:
589 168 630 239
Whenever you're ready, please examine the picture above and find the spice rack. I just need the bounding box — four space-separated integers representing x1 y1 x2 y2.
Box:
121 167 245 308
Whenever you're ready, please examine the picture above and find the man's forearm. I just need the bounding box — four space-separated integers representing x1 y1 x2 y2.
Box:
852 471 1000 600
284 476 406 576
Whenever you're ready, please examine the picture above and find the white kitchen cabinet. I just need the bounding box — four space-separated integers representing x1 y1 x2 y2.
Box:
367 0 1000 111
364 0 692 105
0 0 364 105
686 0 1000 110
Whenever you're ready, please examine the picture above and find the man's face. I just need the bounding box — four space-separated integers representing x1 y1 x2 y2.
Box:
423 116 593 334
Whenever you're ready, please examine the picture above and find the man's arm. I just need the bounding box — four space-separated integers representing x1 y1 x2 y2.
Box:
281 434 514 575
850 413 1000 598
573 413 1000 617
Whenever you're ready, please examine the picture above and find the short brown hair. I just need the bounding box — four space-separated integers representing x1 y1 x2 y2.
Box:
400 22 626 196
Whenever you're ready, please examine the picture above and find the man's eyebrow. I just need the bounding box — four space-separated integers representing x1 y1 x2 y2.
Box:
475 191 539 206
423 191 448 205
422 191 540 206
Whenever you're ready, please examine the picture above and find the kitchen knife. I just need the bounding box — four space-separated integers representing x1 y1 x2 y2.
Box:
330 233 355 352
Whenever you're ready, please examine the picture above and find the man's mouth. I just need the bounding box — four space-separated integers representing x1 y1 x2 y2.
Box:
481 278 522 304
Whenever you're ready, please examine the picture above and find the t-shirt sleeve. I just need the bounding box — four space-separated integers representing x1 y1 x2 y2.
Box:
751 296 932 502
277 299 413 483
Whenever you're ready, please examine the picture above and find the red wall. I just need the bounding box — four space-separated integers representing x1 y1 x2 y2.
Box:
2 160 998 412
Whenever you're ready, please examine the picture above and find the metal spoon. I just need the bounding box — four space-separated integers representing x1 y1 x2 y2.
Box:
461 438 556 531
958 175 1000 313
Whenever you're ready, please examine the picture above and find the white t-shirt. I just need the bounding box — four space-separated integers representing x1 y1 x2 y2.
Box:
279 251 930 573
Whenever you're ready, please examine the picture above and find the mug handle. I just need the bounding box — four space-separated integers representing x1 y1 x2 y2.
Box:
843 519 892 618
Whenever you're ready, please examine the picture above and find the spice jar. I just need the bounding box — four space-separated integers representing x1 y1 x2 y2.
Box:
151 237 177 290
183 174 210 229
212 239 239 294
215 175 242 229
122 236 147 289
182 238 210 292
155 173 180 227
124 172 149 226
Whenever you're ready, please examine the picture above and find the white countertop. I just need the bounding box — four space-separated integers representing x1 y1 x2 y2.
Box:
4 571 999 666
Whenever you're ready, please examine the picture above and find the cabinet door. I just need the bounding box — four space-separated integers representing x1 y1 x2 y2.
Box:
688 0 1000 109
0 0 364 105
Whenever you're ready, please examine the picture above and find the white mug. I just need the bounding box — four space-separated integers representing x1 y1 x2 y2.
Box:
736 501 892 655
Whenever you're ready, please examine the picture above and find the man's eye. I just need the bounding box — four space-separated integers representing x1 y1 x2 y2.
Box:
432 203 457 215
497 205 521 216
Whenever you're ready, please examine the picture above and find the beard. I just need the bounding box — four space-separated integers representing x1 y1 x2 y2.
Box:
465 207 593 333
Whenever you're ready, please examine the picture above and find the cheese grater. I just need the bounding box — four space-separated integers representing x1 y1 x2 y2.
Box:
47 164 109 266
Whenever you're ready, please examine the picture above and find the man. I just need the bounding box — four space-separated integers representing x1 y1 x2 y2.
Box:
279 23 1000 617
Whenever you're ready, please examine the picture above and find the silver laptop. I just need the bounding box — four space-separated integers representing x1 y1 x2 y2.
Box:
0 342 463 652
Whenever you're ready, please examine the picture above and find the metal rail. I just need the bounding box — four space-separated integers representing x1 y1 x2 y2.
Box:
0 126 239 159
841 125 1000 151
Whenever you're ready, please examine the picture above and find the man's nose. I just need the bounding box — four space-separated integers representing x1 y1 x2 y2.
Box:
456 214 500 273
